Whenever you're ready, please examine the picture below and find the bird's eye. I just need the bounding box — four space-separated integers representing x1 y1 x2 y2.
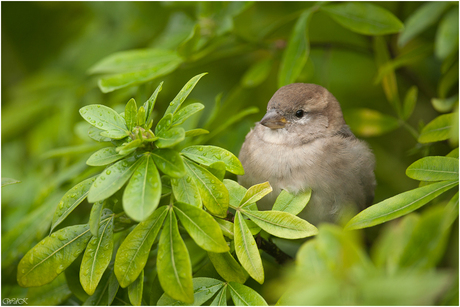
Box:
295 110 304 118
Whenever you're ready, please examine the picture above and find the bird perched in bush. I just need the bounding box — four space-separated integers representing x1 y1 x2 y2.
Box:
238 83 376 225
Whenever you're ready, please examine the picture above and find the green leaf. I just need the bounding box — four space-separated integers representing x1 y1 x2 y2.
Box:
164 73 207 116
155 113 173 135
128 270 144 306
151 148 186 178
184 159 229 218
241 209 318 239
223 179 247 208
79 105 128 134
206 161 227 181
278 9 312 87
398 2 451 47
100 129 129 140
116 139 142 155
157 209 194 304
182 145 245 175
242 57 273 88
174 202 229 253
88 126 111 142
418 113 454 143
185 128 209 137
208 252 248 283
86 147 129 166
80 214 114 295
239 182 272 208
447 148 459 158
272 189 311 215
245 219 262 236
155 126 185 148
27 274 72 306
346 180 459 230
432 95 458 113
88 157 140 203
343 108 400 137
406 156 459 181
172 103 205 126
321 3 403 35
51 177 97 233
228 282 268 306
123 155 162 222
234 212 264 284
171 174 202 208
17 224 92 287
215 218 234 239
125 98 138 131
108 270 119 305
89 201 104 237
137 106 146 127
211 285 228 306
115 206 168 288
82 268 111 306
402 86 418 120
144 82 163 125
443 192 459 228
435 7 459 60
1 177 20 187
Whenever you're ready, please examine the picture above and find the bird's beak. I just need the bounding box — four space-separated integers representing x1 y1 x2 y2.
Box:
260 109 286 129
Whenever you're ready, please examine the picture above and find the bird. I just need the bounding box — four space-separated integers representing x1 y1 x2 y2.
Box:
238 83 376 225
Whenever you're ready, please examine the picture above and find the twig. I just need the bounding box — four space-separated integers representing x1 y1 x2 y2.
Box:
257 234 293 265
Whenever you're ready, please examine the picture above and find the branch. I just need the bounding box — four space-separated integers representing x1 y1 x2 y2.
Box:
257 235 293 265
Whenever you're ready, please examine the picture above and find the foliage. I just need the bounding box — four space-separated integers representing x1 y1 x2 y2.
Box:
2 1 458 306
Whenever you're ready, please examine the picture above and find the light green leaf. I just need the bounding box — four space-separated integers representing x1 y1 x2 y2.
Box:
171 174 202 208
273 189 312 215
151 148 186 178
215 218 234 239
116 139 142 156
245 219 262 236
137 106 146 127
435 7 459 60
241 209 318 239
346 180 459 230
41 144 103 159
88 126 111 142
239 182 272 208
128 269 144 306
210 285 228 306
157 209 194 304
51 177 97 233
100 129 129 140
185 128 209 137
123 155 162 222
208 252 248 283
164 73 207 116
155 113 173 135
343 108 400 137
82 268 111 306
206 161 227 182
418 113 454 143
172 103 205 126
223 179 247 209
443 192 459 229
1 177 20 187
89 201 104 237
432 95 458 113
17 224 92 287
155 126 185 148
115 206 168 288
182 145 245 175
144 82 163 125
242 57 273 88
278 9 312 87
80 214 114 295
125 98 138 131
447 148 459 158
79 105 128 134
398 2 451 47
234 212 264 284
406 156 459 181
86 147 129 166
321 3 403 35
184 159 229 218
88 157 140 203
402 86 418 120
228 282 268 306
174 202 229 253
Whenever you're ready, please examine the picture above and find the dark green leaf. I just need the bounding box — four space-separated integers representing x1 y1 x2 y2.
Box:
143 82 163 125
82 268 111 306
214 218 234 239
272 189 311 215
402 86 418 120
128 269 144 306
89 201 104 237
238 182 272 208
86 147 129 167
343 108 400 137
242 57 273 88
108 270 119 305
164 73 207 116
151 148 186 178
208 251 248 283
155 113 173 135
406 156 459 181
155 126 185 148
418 113 454 143
80 105 128 134
172 103 205 126
182 145 245 175
210 285 228 306
27 274 72 306
228 282 268 306
435 7 459 60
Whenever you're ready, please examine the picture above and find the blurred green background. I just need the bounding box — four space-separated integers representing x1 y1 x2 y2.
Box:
2 1 458 305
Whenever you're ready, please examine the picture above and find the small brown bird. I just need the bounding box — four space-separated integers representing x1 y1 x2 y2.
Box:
238 83 376 225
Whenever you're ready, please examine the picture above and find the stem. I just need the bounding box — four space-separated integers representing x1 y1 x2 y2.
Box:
400 120 420 140
257 234 293 265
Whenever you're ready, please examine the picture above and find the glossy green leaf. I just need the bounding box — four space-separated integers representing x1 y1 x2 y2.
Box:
116 139 142 156
272 189 311 215
182 145 245 175
436 7 459 60
241 209 317 239
242 57 273 88
184 159 229 218
402 86 418 120
278 9 312 87
223 179 247 208
88 157 140 203
51 176 96 233
157 209 194 304
206 161 227 182
228 282 268 306
239 182 272 208
155 126 185 148
215 218 234 239
174 202 229 253
128 269 144 306
123 155 162 222
321 3 403 35
86 147 129 166
346 180 459 230
211 285 228 306
99 129 129 140
151 148 186 178
80 214 114 295
185 128 209 137
82 269 111 306
88 126 111 142
164 73 207 116
125 98 138 131
1 177 20 187
17 224 92 287
89 201 104 237
155 113 173 135
208 251 248 283
172 103 205 126
234 212 264 284
171 174 202 208
418 113 455 143
79 105 128 134
432 95 458 113
144 82 163 125
406 156 459 181
398 2 451 47
343 108 400 137
115 206 168 288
